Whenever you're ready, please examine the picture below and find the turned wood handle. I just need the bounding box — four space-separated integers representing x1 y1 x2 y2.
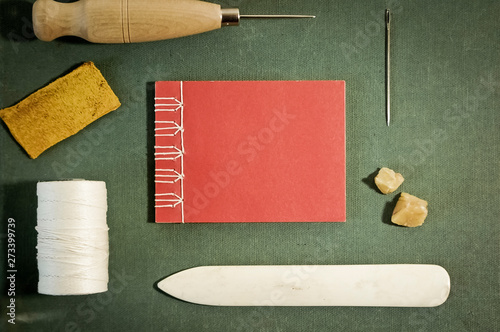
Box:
33 0 223 43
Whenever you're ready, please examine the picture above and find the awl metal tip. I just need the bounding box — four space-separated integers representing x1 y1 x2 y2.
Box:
240 14 316 19
221 9 315 26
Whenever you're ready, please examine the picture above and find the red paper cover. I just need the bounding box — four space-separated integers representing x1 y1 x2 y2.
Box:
154 81 345 223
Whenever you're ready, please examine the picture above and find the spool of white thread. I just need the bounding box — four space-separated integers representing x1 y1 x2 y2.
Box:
36 180 109 296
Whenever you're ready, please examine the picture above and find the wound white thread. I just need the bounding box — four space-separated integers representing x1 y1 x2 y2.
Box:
154 81 185 222
36 180 109 296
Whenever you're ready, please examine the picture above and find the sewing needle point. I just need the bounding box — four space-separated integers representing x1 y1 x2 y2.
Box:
385 9 391 126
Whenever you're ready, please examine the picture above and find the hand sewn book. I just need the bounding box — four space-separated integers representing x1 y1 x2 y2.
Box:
154 80 345 223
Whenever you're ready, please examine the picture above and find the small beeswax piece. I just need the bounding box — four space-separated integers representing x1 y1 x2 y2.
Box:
374 167 404 194
0 62 121 158
391 193 428 227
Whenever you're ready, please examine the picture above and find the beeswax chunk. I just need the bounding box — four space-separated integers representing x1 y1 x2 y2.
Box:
391 193 428 227
375 167 404 194
0 62 121 158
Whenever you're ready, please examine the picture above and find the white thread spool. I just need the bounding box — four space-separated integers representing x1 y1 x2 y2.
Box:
36 180 109 295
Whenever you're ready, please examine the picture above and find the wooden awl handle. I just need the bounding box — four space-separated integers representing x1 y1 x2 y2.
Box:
32 0 235 43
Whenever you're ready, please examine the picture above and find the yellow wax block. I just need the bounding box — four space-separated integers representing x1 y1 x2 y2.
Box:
0 62 121 159
375 167 404 194
391 192 428 227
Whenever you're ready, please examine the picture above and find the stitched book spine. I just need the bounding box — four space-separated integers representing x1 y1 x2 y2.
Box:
154 81 184 223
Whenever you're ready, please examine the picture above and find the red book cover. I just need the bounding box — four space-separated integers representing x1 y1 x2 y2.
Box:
154 81 345 223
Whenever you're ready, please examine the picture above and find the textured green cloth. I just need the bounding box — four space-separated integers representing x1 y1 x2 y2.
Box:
1 0 499 331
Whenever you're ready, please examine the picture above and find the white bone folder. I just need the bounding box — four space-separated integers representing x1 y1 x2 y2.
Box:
157 264 450 307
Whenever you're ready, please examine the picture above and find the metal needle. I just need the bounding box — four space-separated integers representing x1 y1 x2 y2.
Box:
385 9 391 126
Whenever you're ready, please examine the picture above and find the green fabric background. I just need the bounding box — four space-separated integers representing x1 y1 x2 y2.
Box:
1 0 499 331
